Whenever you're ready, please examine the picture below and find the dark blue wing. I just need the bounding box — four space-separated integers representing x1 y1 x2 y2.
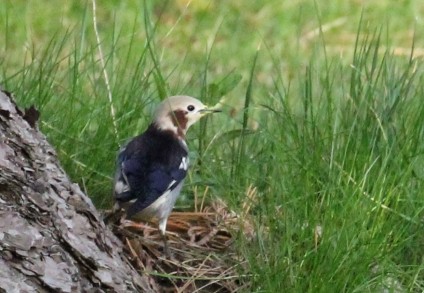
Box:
125 163 187 218
147 165 186 195
113 125 188 217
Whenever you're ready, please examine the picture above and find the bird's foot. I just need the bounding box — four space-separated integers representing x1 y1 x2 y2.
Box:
161 233 173 259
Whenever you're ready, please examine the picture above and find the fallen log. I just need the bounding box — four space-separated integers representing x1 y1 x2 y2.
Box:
0 89 151 292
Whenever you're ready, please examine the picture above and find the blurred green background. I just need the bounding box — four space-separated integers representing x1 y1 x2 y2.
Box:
1 1 424 292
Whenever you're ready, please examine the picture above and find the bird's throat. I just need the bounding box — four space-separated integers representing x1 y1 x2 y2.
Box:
169 110 188 138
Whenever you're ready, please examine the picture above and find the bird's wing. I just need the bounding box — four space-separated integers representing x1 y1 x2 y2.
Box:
114 134 188 218
125 161 187 218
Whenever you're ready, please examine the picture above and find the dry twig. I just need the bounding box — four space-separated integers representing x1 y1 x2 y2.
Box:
111 199 253 292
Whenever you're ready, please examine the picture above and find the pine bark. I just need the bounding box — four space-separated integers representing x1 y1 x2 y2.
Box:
0 89 151 292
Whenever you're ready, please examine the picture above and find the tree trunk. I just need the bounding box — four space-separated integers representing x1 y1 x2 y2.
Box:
0 89 151 292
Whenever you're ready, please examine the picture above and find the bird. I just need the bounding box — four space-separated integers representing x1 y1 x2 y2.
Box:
112 95 220 255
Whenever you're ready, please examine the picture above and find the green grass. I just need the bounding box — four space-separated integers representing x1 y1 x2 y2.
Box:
2 0 424 291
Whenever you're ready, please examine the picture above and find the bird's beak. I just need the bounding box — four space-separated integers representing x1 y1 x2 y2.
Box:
199 107 222 115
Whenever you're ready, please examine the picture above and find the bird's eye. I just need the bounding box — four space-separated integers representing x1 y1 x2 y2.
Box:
187 105 195 112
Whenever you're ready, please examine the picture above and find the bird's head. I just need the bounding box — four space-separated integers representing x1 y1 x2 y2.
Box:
153 95 220 137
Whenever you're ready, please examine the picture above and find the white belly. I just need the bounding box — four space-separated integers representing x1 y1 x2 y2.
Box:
131 181 184 222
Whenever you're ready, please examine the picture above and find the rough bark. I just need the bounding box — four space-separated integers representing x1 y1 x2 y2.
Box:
0 89 151 292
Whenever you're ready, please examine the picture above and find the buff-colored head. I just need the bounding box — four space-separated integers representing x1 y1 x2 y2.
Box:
153 95 220 137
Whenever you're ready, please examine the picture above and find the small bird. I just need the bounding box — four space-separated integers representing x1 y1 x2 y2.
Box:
113 95 220 254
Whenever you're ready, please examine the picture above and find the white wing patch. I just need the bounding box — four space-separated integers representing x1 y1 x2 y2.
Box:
115 162 130 194
179 156 189 170
114 180 130 194
167 180 177 190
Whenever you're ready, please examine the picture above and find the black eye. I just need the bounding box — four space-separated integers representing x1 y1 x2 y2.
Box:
187 105 195 111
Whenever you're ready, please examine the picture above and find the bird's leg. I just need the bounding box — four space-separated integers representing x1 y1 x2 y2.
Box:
158 218 170 257
160 230 170 257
